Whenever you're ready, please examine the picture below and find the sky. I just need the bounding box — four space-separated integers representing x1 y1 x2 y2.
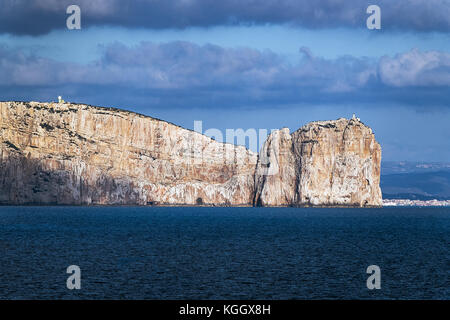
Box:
0 0 449 161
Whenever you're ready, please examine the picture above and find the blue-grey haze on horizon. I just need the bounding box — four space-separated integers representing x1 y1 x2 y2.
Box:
0 0 449 161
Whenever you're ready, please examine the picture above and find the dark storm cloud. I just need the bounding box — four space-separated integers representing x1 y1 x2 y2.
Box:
1 42 449 110
0 0 449 35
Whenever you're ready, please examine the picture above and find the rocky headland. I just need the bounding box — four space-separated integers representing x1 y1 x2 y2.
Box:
0 101 382 206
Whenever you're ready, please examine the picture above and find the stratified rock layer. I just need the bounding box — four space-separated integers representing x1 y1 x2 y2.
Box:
254 118 382 207
0 102 382 206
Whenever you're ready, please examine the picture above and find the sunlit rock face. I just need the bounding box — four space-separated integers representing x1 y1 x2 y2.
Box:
254 118 382 207
0 102 381 207
0 102 257 205
253 128 297 206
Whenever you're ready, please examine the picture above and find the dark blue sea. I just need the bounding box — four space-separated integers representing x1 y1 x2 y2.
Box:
0 206 448 299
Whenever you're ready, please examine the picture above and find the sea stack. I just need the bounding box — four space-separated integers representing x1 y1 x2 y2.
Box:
0 102 382 206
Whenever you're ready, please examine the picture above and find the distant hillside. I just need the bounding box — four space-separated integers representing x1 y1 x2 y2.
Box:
381 168 450 200
382 161 450 175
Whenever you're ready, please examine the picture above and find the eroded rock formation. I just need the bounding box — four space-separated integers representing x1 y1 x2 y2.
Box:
0 102 257 205
254 118 382 207
0 102 382 206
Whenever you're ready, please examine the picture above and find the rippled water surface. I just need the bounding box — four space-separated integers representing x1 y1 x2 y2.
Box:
0 206 449 299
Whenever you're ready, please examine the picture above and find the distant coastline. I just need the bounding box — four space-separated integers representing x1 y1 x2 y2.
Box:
383 199 450 207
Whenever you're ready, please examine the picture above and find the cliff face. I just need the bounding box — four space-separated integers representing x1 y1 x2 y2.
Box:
254 128 297 206
254 118 382 207
0 102 382 206
0 102 257 205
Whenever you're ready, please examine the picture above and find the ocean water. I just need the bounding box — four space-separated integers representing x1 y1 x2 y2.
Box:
0 206 448 300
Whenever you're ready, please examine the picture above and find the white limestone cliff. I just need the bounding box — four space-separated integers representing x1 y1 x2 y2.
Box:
0 102 382 207
254 118 382 207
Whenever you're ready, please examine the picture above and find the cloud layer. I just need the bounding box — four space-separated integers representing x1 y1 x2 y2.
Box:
1 0 450 35
1 42 449 110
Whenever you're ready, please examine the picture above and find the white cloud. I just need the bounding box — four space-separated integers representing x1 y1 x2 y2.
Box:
379 49 450 87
